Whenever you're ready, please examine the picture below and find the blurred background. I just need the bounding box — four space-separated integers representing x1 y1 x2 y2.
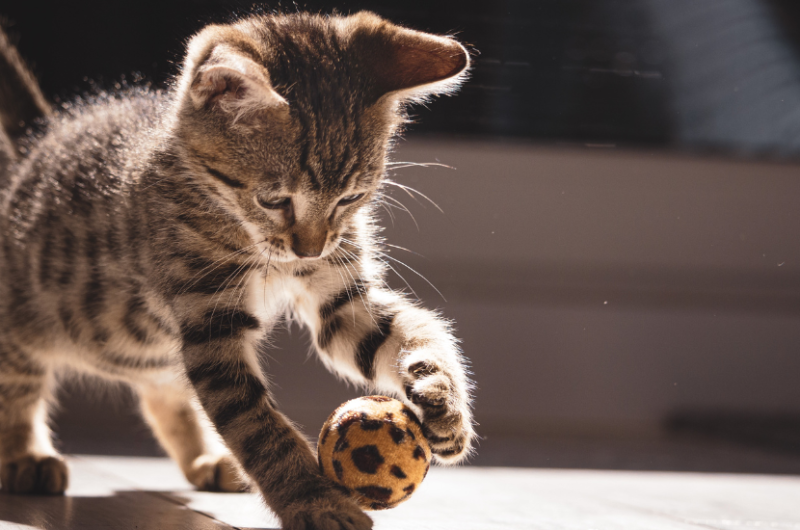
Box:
3 0 800 473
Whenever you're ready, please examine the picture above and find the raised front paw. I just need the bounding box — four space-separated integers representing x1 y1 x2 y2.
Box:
281 494 373 530
0 454 69 494
402 359 475 463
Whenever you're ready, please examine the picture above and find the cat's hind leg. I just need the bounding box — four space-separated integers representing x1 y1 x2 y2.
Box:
137 382 247 492
0 348 67 495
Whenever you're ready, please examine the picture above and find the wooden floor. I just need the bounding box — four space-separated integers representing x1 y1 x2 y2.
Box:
1 456 800 529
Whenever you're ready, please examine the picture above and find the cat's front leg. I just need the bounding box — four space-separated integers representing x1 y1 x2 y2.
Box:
299 279 475 463
177 304 372 530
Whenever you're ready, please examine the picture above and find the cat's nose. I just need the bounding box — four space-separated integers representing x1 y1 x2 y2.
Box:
294 248 322 259
291 233 325 259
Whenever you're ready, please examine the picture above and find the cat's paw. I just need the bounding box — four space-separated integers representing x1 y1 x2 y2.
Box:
187 454 249 492
0 454 69 494
281 496 373 530
403 360 475 463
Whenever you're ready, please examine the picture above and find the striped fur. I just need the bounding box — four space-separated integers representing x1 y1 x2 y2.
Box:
0 12 473 529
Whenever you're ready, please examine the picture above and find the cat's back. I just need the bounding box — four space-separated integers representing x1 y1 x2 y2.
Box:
1 87 168 246
3 87 167 209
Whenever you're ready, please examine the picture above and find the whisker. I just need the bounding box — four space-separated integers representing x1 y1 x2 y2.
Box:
332 255 359 325
337 242 398 300
262 247 273 314
385 161 455 170
334 247 376 324
340 238 420 301
180 242 262 294
381 195 419 231
381 258 419 300
208 248 261 327
338 236 427 301
383 242 425 258
384 180 445 214
376 198 397 226
375 250 446 302
338 237 366 254
337 238 366 260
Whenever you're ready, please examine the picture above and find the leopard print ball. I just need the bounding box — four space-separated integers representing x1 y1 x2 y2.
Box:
318 396 432 510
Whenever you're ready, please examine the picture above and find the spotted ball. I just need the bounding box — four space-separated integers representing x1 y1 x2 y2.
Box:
318 396 431 510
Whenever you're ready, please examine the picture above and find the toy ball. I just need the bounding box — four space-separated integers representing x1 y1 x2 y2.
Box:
318 396 431 510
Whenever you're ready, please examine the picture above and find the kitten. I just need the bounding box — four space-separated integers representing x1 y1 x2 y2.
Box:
0 11 474 529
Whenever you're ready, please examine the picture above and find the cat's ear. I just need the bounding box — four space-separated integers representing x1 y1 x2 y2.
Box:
347 12 470 101
181 27 287 122
190 50 287 112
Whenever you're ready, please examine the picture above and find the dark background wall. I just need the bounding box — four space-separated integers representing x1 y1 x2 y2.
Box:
3 1 800 470
8 0 800 150
4 0 673 143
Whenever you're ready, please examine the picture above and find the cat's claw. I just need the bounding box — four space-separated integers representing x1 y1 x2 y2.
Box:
403 360 474 463
0 454 68 495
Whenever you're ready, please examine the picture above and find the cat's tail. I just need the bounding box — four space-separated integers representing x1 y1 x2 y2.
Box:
0 22 50 168
0 127 13 175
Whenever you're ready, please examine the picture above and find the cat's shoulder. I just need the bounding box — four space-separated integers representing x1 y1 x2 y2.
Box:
47 86 168 146
14 85 169 180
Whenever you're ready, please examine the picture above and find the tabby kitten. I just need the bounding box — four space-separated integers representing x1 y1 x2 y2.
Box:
0 11 474 529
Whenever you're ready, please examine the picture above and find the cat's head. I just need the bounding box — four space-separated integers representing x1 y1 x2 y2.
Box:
170 12 468 262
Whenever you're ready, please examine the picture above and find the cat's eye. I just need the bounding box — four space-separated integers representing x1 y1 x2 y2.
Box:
338 193 365 206
256 195 291 210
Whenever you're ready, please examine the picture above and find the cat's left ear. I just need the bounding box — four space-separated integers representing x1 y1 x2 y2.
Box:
180 26 287 122
346 12 470 101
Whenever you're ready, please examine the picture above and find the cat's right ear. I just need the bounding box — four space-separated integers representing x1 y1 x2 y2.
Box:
345 12 470 103
180 27 287 123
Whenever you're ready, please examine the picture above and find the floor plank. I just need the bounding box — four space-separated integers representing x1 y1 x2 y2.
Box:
2 456 800 529
0 456 233 529
76 456 279 529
